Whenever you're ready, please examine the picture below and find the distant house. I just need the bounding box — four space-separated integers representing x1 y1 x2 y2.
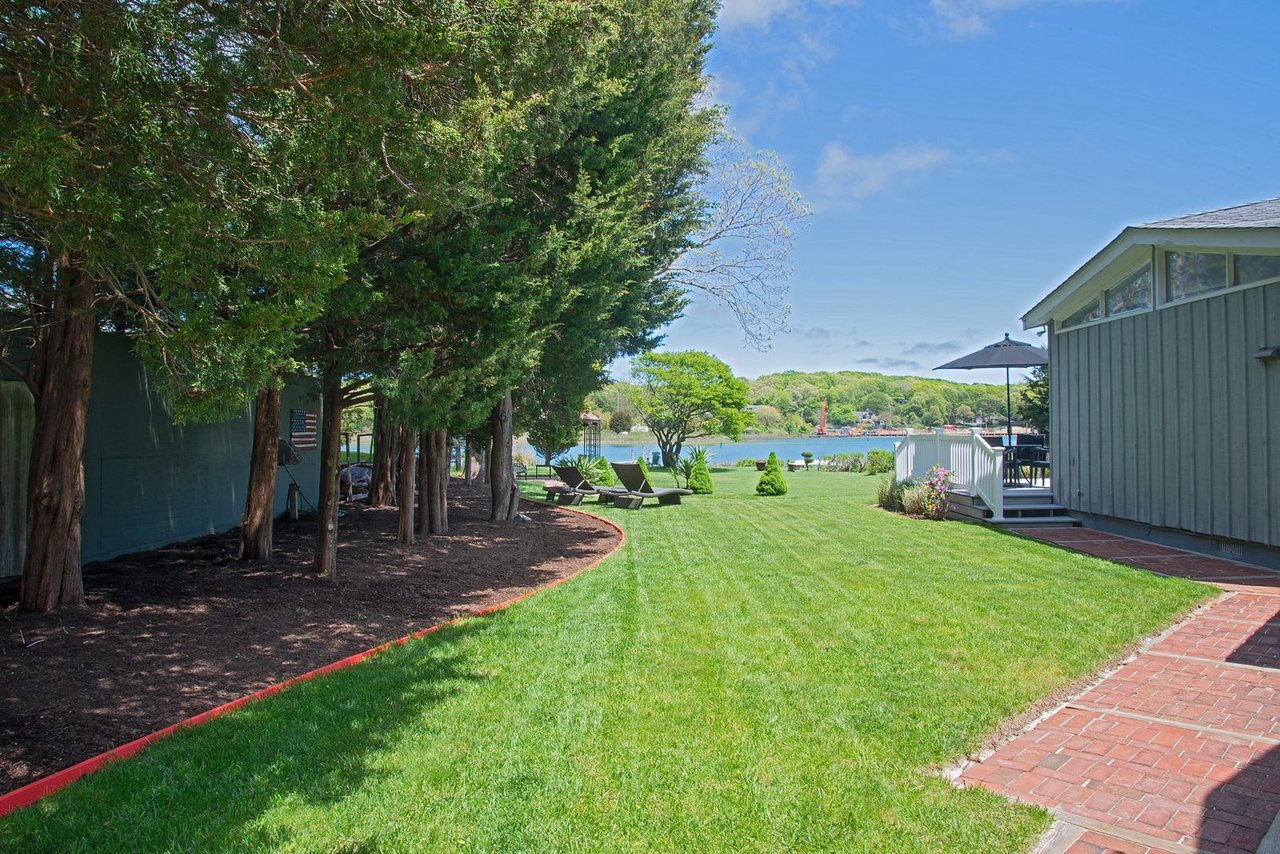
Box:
0 333 322 578
1022 199 1280 567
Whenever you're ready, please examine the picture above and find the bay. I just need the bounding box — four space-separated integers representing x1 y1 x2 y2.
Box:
516 434 903 465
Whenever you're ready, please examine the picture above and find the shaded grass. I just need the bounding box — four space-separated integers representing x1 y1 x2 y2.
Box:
1 472 1208 852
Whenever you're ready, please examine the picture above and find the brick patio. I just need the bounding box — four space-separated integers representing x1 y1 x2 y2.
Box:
958 528 1280 854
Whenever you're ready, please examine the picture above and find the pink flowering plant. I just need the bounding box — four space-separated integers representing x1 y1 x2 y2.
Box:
920 466 952 520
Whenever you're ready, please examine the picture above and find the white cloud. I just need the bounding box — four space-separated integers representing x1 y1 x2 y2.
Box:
718 0 796 28
926 0 1106 39
718 0 860 30
814 143 951 202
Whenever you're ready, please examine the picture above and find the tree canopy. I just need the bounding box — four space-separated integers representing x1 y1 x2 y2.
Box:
1 0 808 609
1017 365 1050 433
629 351 750 465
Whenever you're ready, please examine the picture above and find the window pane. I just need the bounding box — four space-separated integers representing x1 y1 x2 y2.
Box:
1106 264 1152 316
1165 251 1226 301
1234 254 1280 286
1063 298 1103 328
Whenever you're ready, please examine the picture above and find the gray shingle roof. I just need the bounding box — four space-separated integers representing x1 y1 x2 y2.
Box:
1141 198 1280 229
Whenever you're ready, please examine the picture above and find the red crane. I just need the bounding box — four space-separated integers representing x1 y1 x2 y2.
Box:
816 398 827 436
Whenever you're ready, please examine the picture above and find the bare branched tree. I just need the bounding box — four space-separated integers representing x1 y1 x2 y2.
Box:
665 138 811 350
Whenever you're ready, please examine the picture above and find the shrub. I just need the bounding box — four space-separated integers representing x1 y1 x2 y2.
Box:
901 486 926 516
688 459 713 494
919 466 952 520
608 410 633 434
865 448 894 475
827 452 866 473
876 475 912 512
513 451 534 469
756 452 788 496
672 455 696 488
735 457 758 467
687 448 713 494
555 454 614 486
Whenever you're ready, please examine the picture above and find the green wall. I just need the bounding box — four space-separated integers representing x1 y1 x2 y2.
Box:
0 333 323 576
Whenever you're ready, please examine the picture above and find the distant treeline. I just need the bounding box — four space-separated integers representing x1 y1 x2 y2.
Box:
589 369 1024 434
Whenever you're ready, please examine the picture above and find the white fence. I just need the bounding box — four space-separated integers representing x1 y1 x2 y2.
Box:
894 428 1004 520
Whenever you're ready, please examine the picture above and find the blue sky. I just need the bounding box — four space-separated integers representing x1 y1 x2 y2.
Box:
648 0 1280 385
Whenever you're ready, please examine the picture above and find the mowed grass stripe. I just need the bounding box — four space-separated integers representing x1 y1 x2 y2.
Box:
1 470 1207 853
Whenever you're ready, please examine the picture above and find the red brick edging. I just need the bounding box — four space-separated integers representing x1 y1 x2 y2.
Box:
0 504 625 819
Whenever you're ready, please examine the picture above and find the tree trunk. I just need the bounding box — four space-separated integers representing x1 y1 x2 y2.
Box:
480 445 490 484
662 441 682 468
238 386 281 562
313 364 343 578
436 431 450 533
368 394 398 506
463 437 474 486
424 427 449 534
396 426 415 544
416 429 430 535
489 393 519 522
20 267 94 612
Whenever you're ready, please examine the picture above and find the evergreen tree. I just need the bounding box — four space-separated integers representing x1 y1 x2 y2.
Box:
688 457 714 494
1018 365 1050 433
0 2 399 608
756 452 788 496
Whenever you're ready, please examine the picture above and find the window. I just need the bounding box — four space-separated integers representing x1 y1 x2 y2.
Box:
1165 251 1226 301
1234 253 1280 286
1062 298 1103 328
1105 263 1152 316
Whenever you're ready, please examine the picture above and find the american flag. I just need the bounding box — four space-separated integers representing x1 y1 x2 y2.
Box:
290 409 318 450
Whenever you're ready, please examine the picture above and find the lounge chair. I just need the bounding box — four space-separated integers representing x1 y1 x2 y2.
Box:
609 462 692 510
549 465 629 506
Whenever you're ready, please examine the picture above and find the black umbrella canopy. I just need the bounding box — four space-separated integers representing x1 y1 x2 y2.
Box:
934 333 1048 371
935 333 1048 442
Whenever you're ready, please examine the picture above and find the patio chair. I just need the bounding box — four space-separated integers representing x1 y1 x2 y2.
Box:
609 462 692 510
550 464 629 506
1018 444 1050 485
1004 443 1049 488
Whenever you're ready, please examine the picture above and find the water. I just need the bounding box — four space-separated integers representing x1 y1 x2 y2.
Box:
516 434 904 465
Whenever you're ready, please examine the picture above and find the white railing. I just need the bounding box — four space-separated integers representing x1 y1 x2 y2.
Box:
894 428 1004 520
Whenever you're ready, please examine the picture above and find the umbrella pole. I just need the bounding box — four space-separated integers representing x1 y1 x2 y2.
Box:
1006 366 1012 443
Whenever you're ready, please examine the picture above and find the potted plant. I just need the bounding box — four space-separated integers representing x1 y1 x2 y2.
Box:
755 459 767 471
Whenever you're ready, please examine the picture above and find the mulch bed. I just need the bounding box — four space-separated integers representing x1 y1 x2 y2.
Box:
0 481 619 795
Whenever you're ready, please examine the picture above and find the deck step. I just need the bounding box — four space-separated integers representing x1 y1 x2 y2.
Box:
946 503 991 522
945 488 1079 528
1001 502 1067 511
991 515 1080 528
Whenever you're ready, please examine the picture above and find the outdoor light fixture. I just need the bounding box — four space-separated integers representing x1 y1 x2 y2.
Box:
1253 345 1280 361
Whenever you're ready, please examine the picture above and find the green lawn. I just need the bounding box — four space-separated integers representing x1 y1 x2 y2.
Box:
1 470 1207 852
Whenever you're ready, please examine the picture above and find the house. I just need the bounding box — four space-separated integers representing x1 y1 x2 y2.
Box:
0 333 322 578
1022 199 1280 568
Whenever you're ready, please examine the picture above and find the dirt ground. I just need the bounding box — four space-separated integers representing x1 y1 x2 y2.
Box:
0 481 618 795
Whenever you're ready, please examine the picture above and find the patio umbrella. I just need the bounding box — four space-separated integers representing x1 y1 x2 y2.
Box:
935 333 1048 442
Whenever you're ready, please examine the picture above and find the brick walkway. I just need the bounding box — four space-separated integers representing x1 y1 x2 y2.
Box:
958 528 1280 854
